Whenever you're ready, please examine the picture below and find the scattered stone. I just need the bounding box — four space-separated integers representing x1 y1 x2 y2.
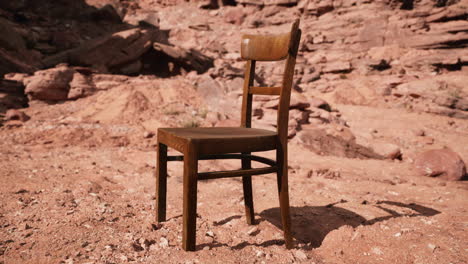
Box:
427 243 438 252
322 61 352 74
68 71 95 100
247 227 259 236
4 109 30 122
308 168 341 179
371 247 383 255
255 250 265 258
159 237 169 248
294 250 308 260
309 97 331 111
131 241 144 252
376 85 392 96
414 148 467 181
301 72 320 83
369 59 391 71
265 94 310 110
369 142 402 160
297 128 383 159
393 79 436 99
224 8 246 25
290 109 309 125
139 238 155 250
299 0 334 16
413 129 425 137
455 99 468 111
205 112 220 125
143 131 155 138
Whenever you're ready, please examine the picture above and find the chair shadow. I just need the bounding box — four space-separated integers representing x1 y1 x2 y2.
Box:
259 200 441 249
195 200 440 251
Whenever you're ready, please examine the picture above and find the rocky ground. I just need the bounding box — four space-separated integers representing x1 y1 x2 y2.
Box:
1 0 467 263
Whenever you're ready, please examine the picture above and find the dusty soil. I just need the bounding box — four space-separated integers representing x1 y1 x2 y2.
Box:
1 0 468 263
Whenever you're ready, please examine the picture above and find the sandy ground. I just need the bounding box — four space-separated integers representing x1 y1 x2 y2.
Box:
1 0 468 263
1 103 467 264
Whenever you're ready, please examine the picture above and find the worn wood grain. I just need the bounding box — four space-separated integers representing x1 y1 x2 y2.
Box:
182 143 198 251
249 86 281 95
198 166 277 180
241 32 291 61
155 143 167 222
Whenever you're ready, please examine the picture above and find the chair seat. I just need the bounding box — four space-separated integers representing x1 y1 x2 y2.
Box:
158 127 278 155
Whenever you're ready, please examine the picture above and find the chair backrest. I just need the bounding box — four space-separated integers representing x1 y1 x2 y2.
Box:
240 19 301 142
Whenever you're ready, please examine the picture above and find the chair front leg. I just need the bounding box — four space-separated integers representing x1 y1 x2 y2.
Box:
242 153 255 225
156 143 168 222
277 145 293 249
182 144 198 251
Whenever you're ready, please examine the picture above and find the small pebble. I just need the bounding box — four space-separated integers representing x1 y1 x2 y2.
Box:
143 131 155 138
206 231 214 238
159 237 169 248
247 227 258 236
256 250 265 257
428 243 438 252
294 250 308 260
371 247 383 255
413 129 425 136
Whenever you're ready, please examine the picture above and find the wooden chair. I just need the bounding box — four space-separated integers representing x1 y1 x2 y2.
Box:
155 19 302 251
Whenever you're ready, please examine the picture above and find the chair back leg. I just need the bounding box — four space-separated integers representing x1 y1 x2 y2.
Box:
277 145 293 248
156 143 168 222
182 145 198 251
242 152 255 225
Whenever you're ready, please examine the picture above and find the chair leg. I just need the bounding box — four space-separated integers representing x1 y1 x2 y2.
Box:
156 143 168 222
182 145 198 251
242 154 255 225
277 146 294 249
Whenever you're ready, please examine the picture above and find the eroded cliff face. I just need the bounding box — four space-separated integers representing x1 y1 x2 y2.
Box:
0 1 467 263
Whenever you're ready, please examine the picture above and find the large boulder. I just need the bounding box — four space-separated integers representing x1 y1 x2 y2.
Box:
414 148 467 181
297 127 383 159
24 65 74 101
67 70 96 100
44 27 213 76
24 65 95 101
44 28 158 73
359 141 402 160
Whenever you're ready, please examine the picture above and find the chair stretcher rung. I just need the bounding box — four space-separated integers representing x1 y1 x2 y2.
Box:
249 86 281 95
167 153 277 166
198 166 277 180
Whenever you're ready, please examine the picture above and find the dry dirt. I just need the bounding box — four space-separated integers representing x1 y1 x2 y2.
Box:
1 0 468 263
